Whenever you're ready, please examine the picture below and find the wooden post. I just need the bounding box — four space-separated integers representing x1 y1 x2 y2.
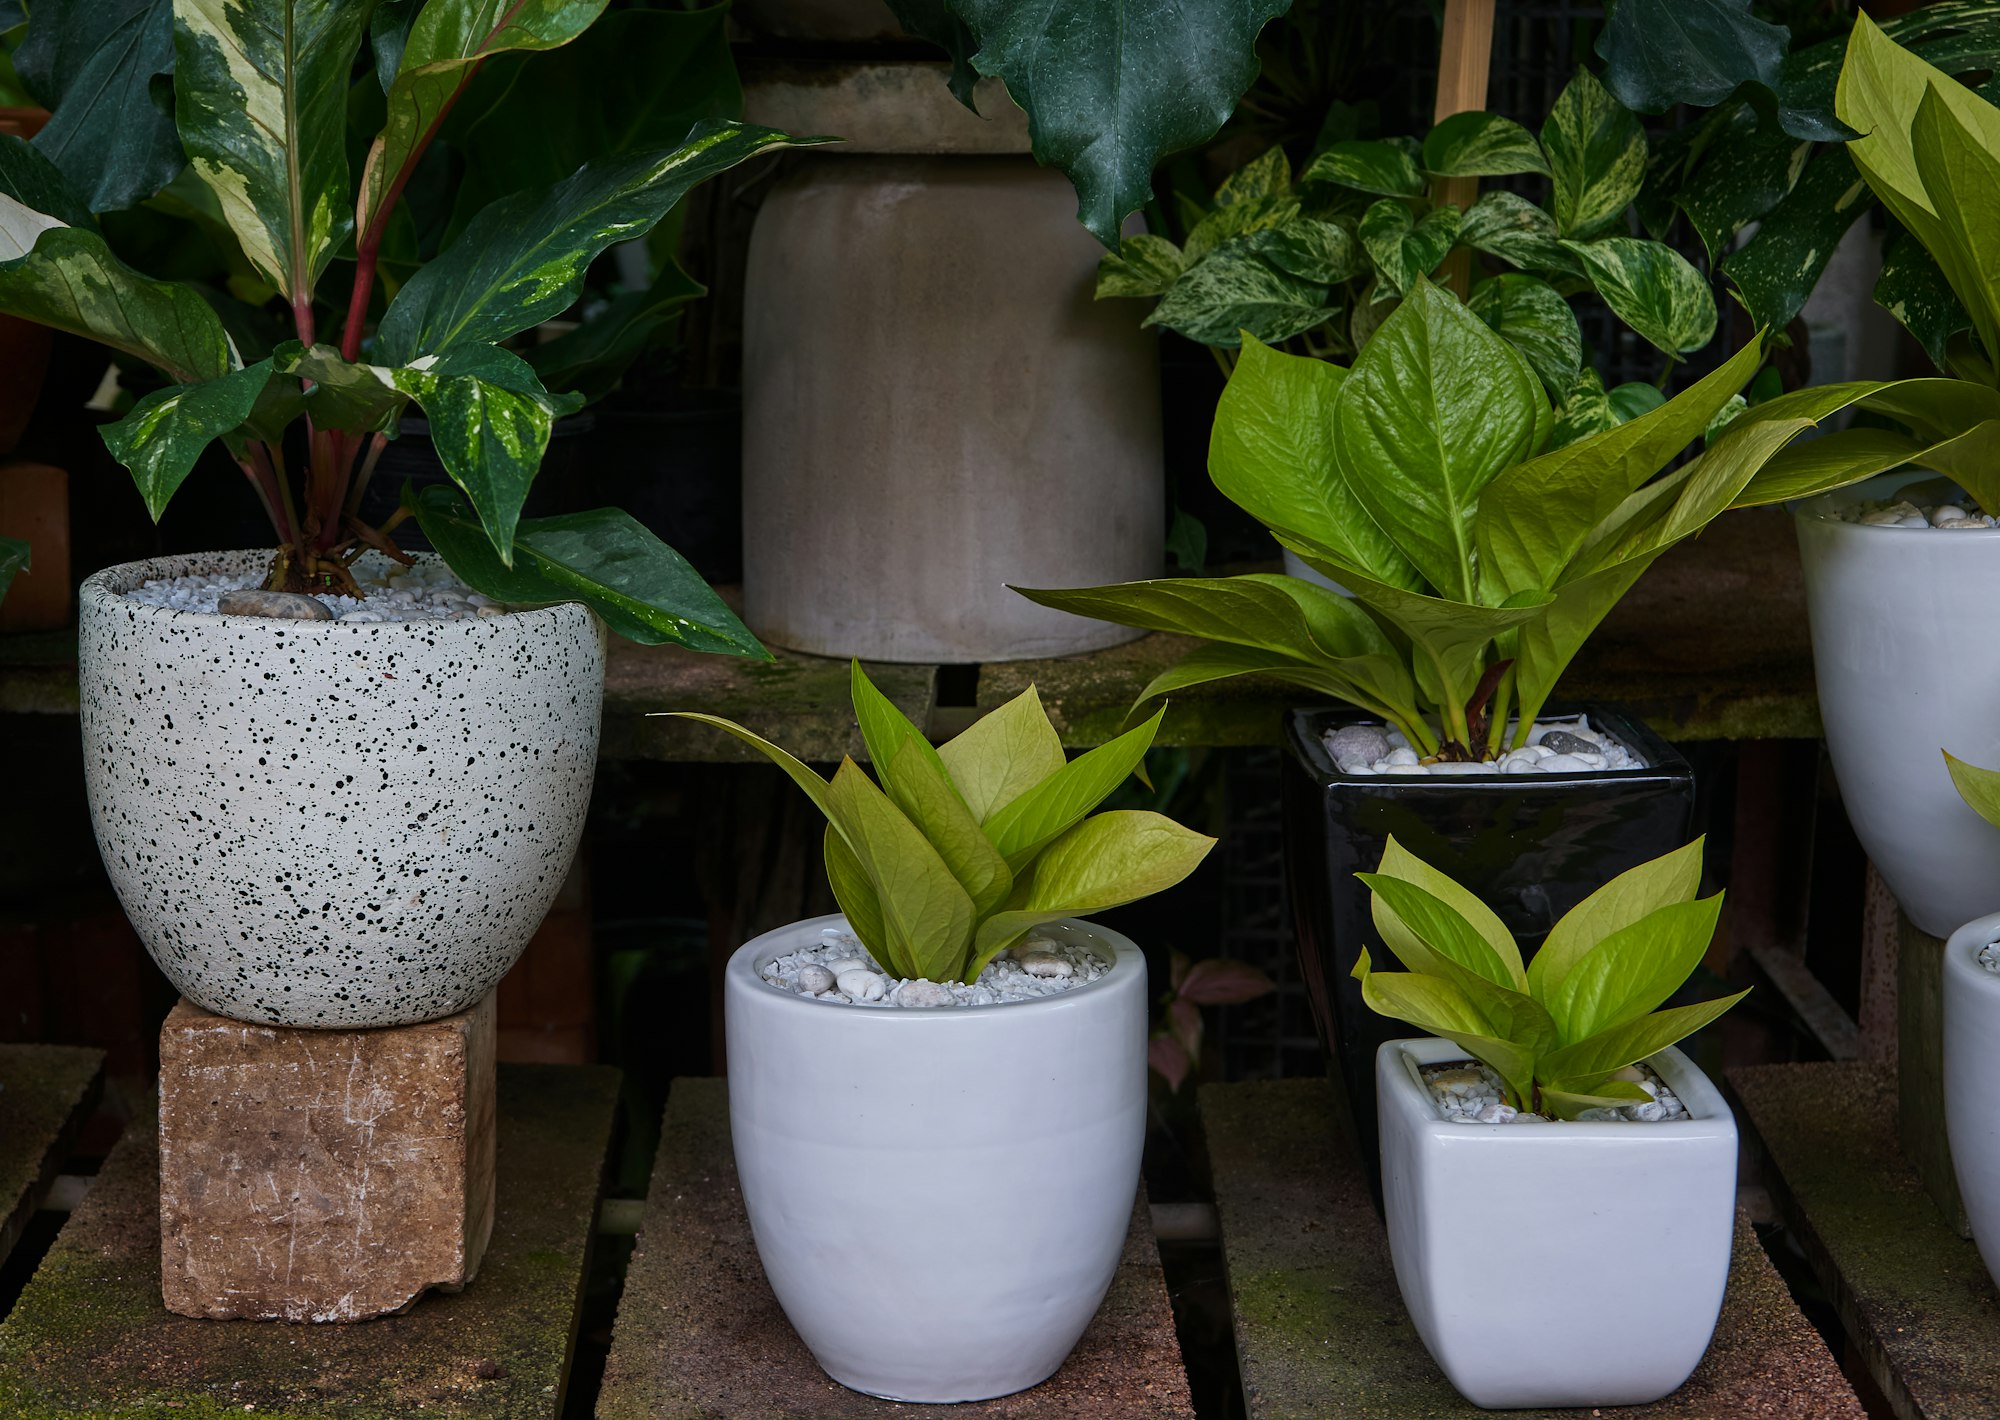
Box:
1432 0 1497 298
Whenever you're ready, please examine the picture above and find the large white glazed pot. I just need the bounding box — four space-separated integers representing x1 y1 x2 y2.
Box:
78 551 605 1028
1944 910 2000 1289
742 155 1163 662
1795 472 2000 936
1378 1037 1737 1409
724 914 1147 1402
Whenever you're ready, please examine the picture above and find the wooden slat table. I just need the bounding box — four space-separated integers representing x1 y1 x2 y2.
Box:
0 1044 102 1269
1200 1078 1865 1419
0 1063 619 1419
595 1077 1195 1418
1734 1061 2000 1419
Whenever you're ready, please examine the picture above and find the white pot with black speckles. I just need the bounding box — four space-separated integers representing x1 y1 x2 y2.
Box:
78 551 606 1029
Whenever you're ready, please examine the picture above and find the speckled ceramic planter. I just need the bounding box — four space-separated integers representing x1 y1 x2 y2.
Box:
78 551 605 1028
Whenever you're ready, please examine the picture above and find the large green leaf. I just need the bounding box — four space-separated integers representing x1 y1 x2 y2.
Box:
1541 67 1647 240
1246 218 1359 285
1302 140 1425 197
969 809 1215 972
1357 199 1459 298
1359 876 1521 993
1351 954 1542 1107
1595 0 1787 116
937 684 1068 824
1546 895 1725 1043
1717 144 1871 337
1017 572 1398 667
1528 838 1706 998
1910 82 2000 379
1128 640 1419 743
1368 835 1525 986
823 826 888 961
376 121 823 363
1458 190 1574 273
406 483 769 655
1422 112 1549 178
981 710 1163 869
1469 273 1582 396
1877 225 1970 367
882 740 1014 918
1672 108 1811 260
16 0 183 211
171 0 376 310
827 758 976 983
522 269 704 402
1539 991 1750 1081
1945 751 2000 831
879 0 978 107
947 0 1290 246
1561 236 1717 356
1330 278 1544 602
1206 334 1419 590
100 359 272 519
357 0 610 250
1143 244 1333 348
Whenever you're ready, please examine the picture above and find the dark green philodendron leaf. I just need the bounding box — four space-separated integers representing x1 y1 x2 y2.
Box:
524 267 704 403
1945 752 2000 831
1877 227 1970 368
376 121 826 363
950 0 1290 247
0 535 26 605
1673 108 1812 260
881 0 980 107
1358 199 1459 298
1331 278 1543 601
407 483 768 656
1247 218 1358 284
1142 245 1332 348
1562 236 1717 356
1596 0 1784 114
1458 190 1575 274
370 0 419 87
100 359 272 519
1469 273 1582 396
0 138 99 229
357 0 611 249
171 0 377 309
1096 233 1186 298
1422 112 1550 178
17 0 183 212
1719 144 1871 338
1541 67 1647 239
1302 139 1426 197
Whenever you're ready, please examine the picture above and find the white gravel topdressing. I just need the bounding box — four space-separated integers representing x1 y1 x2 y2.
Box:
1324 714 1644 777
1979 935 2000 976
122 553 505 623
762 926 1110 1008
1423 1058 1688 1125
1842 497 1997 530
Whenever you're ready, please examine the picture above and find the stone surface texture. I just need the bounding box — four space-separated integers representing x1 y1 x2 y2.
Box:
1200 1078 1864 1419
596 1077 1195 1418
0 1044 102 1268
158 993 497 1322
0 1062 617 1419
742 60 1030 151
742 156 1162 663
78 550 604 1027
1736 1060 2000 1420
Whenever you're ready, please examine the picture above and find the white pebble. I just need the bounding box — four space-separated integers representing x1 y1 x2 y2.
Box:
1931 505 1969 526
1017 951 1074 979
825 958 868 978
1384 747 1420 767
836 969 886 1001
1383 763 1428 775
1327 724 1392 770
894 979 954 1007
795 965 835 995
1536 753 1593 772
338 610 383 623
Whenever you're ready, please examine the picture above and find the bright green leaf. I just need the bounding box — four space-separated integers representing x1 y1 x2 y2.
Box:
882 740 1014 918
1542 67 1647 239
1303 139 1426 197
1528 838 1706 998
1547 894 1726 1043
1469 273 1582 396
937 684 1068 824
1540 991 1750 1081
982 709 1164 869
1423 111 1550 178
1946 750 2000 832
826 757 975 982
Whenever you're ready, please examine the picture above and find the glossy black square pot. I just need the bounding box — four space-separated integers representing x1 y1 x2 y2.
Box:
1280 704 1696 1158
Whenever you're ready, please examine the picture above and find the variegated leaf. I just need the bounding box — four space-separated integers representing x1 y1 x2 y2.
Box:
1541 67 1647 239
1458 190 1575 274
1247 217 1358 284
1423 112 1550 178
375 121 826 363
1183 192 1298 264
1143 244 1333 348
1718 144 1872 337
1216 145 1291 205
1562 237 1717 355
1875 225 1969 367
357 0 609 249
1359 199 1459 297
100 359 273 519
171 0 376 308
1096 233 1186 299
1673 107 1812 259
1302 139 1425 197
1469 273 1581 396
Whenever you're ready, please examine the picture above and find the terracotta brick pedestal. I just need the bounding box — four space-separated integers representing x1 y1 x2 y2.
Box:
157 992 496 1321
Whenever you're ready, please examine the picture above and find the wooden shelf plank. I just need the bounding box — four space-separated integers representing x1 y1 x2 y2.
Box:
1200 1077 1864 1419
595 1076 1195 1418
1734 1061 2000 1420
0 1044 102 1270
0 1063 620 1419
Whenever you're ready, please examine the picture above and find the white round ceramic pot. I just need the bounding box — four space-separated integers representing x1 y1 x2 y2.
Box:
1795 472 2000 936
1944 910 2000 1290
1378 1037 1737 1409
78 551 605 1028
723 914 1147 1403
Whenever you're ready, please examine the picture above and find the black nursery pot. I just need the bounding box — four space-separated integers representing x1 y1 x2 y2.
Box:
1280 704 1696 1160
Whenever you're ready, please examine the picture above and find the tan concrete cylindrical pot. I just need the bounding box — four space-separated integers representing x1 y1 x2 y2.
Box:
742 156 1163 662
735 0 903 40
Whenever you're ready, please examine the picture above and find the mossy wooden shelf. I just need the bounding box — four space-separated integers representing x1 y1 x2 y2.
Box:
594 1077 1196 1419
1199 1078 1865 1419
0 509 1818 755
0 1044 102 1270
0 1063 619 1420
1734 1061 2000 1419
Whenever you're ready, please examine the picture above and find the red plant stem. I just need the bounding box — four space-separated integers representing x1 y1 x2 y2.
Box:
238 445 292 545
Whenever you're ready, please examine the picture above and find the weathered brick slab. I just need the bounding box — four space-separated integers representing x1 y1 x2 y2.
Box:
1201 1078 1865 1419
596 1076 1195 1418
0 1044 102 1267
159 993 498 1321
0 1062 618 1419
1736 1061 2000 1420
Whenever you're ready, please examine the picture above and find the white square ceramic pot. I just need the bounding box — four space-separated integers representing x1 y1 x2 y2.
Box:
724 914 1148 1403
1944 910 2000 1290
1378 1037 1738 1409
